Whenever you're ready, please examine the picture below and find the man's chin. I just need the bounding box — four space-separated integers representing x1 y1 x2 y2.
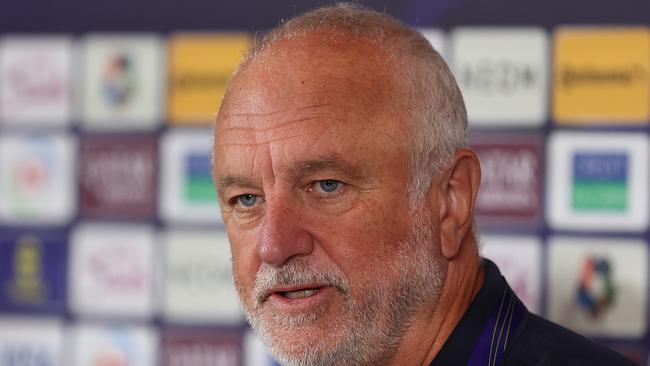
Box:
252 307 343 340
252 317 349 366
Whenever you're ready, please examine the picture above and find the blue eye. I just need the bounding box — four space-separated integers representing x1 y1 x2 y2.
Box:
318 180 340 193
238 194 258 207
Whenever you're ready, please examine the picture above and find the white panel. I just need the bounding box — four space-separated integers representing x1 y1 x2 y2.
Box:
451 27 548 126
159 129 222 224
162 229 244 323
0 133 76 224
547 131 649 231
547 237 648 338
80 34 163 130
69 223 157 318
0 36 73 126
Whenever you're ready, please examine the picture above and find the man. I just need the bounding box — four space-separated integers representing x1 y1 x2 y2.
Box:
212 4 635 366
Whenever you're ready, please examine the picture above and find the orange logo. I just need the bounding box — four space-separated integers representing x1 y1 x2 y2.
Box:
167 33 251 125
553 27 650 124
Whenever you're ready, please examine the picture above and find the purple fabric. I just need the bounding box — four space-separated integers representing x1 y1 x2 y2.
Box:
467 288 526 366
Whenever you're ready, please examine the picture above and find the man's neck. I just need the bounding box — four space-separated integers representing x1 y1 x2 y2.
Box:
387 239 485 366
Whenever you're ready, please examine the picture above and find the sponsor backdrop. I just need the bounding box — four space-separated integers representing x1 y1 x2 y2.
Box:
1 0 650 365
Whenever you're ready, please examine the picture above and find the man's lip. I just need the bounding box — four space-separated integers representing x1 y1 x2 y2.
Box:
265 285 338 312
262 284 327 301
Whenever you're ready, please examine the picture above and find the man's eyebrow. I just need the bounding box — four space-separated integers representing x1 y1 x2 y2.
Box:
215 155 366 196
281 154 365 181
215 175 256 196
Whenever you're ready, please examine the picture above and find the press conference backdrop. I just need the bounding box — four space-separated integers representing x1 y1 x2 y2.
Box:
1 0 650 365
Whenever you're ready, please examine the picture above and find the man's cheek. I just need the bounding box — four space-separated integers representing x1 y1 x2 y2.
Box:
231 256 255 305
230 238 260 293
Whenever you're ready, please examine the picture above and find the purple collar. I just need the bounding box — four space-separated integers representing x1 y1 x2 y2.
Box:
430 259 529 366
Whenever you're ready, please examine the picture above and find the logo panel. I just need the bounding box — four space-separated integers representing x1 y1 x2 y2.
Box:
161 328 243 366
0 134 76 224
79 134 157 219
167 33 251 124
162 230 243 323
69 224 156 318
159 129 221 224
0 229 67 313
81 35 163 129
451 28 548 126
547 132 649 231
0 37 72 126
68 324 157 366
472 133 543 228
553 27 650 123
547 237 648 337
0 317 64 366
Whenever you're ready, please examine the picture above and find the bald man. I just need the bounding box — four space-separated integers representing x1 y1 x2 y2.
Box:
212 4 635 366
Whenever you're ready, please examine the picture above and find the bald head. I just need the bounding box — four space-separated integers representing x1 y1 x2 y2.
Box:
217 3 467 202
222 32 399 115
213 6 482 365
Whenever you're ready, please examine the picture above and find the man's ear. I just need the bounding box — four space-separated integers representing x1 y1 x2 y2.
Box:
431 149 481 260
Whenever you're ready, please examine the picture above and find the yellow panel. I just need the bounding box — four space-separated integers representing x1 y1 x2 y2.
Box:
553 27 650 124
167 33 251 125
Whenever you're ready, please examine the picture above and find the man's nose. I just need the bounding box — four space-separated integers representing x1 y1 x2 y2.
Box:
257 198 314 265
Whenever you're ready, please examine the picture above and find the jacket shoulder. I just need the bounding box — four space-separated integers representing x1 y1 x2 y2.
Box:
504 313 636 366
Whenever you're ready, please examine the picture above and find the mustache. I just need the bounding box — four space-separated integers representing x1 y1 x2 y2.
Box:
252 258 350 304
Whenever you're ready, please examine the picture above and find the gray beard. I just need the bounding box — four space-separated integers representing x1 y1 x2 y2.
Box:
239 211 446 366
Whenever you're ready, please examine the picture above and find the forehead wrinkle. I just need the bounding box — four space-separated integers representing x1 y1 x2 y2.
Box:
254 135 276 191
218 116 342 146
217 98 351 134
216 126 256 146
219 132 318 147
223 102 335 120
256 115 345 133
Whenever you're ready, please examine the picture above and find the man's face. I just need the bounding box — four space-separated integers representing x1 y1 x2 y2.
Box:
214 37 445 365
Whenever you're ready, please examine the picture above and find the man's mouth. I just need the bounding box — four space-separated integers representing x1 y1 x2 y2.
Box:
263 286 324 303
279 288 320 299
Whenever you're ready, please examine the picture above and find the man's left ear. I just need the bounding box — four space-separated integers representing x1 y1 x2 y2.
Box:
432 149 481 259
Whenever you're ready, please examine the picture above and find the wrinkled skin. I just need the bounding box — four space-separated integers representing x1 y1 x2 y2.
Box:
213 33 483 366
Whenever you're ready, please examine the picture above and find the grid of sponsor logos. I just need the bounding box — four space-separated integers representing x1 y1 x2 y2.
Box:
0 26 649 365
